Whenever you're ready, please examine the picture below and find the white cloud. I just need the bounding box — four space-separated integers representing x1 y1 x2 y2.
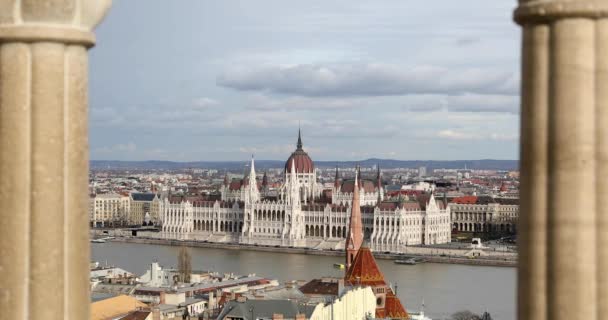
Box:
436 130 479 140
436 129 518 141
93 142 137 154
217 63 517 97
192 97 220 108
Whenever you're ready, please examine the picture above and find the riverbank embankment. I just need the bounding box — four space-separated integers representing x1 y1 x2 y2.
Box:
102 235 516 268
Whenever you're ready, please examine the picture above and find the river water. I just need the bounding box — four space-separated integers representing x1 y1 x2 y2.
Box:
92 242 515 320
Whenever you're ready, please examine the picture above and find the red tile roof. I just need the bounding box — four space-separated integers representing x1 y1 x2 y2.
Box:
451 196 479 204
344 247 409 319
229 180 243 191
340 180 377 193
299 279 340 296
381 291 409 320
345 247 387 287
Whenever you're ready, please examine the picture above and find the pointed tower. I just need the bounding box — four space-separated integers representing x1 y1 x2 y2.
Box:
345 167 363 271
289 159 300 206
376 164 383 203
426 191 438 212
297 126 303 150
262 171 269 196
247 155 260 203
221 173 230 201
334 166 341 189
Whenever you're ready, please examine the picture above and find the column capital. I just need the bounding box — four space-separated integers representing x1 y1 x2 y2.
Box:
0 0 111 47
515 0 608 25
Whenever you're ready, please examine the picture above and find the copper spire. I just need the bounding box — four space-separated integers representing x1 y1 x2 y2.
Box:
345 167 363 272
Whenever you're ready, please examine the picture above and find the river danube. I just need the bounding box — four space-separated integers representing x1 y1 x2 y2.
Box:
92 242 515 320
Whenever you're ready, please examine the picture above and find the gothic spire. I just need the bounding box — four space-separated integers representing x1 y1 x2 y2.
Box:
297 127 303 150
376 163 382 187
334 166 341 189
262 171 268 187
346 166 363 273
249 155 257 187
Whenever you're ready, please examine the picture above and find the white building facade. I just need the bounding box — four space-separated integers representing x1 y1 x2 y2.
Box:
159 133 452 252
90 193 130 227
449 196 518 234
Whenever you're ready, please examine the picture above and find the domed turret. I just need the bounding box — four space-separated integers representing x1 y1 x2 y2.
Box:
285 128 314 174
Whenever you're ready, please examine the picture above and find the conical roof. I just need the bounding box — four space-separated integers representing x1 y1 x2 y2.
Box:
345 246 386 287
383 292 409 320
344 246 409 319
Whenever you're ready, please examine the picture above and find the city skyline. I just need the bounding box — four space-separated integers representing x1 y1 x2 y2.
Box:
90 0 519 161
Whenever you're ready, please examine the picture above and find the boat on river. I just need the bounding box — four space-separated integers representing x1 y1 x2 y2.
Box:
333 263 345 269
395 258 424 265
91 236 114 244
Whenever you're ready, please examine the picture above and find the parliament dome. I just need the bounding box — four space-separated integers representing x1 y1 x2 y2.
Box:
285 130 315 174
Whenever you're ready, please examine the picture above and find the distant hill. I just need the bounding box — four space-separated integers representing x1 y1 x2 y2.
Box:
90 159 518 171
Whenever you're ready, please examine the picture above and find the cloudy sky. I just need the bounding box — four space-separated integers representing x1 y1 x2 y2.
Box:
90 0 520 161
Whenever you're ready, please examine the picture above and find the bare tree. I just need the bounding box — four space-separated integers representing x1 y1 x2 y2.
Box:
177 246 192 283
451 310 481 320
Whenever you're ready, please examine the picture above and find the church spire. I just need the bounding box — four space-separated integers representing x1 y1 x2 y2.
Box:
297 126 303 150
346 166 363 273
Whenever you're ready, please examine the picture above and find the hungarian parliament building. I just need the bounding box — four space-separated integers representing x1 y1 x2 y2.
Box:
158 132 452 252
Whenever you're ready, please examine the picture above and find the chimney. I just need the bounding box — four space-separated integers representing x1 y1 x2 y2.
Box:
159 291 166 305
272 314 284 320
295 313 306 320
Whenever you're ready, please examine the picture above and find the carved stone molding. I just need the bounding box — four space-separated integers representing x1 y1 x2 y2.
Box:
515 0 608 24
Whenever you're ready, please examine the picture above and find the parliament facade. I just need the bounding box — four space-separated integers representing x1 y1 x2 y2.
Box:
160 132 452 252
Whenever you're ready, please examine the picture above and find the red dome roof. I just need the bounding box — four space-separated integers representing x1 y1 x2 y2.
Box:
285 150 314 173
284 129 315 173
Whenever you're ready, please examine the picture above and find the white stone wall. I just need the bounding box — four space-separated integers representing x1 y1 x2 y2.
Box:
309 286 376 320
371 196 452 251
450 202 518 234
332 187 383 207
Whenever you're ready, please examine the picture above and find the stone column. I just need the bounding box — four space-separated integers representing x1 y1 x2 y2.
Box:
598 17 608 319
515 1 607 319
0 1 111 319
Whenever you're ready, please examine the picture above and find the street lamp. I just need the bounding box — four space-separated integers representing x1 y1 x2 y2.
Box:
249 305 254 320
